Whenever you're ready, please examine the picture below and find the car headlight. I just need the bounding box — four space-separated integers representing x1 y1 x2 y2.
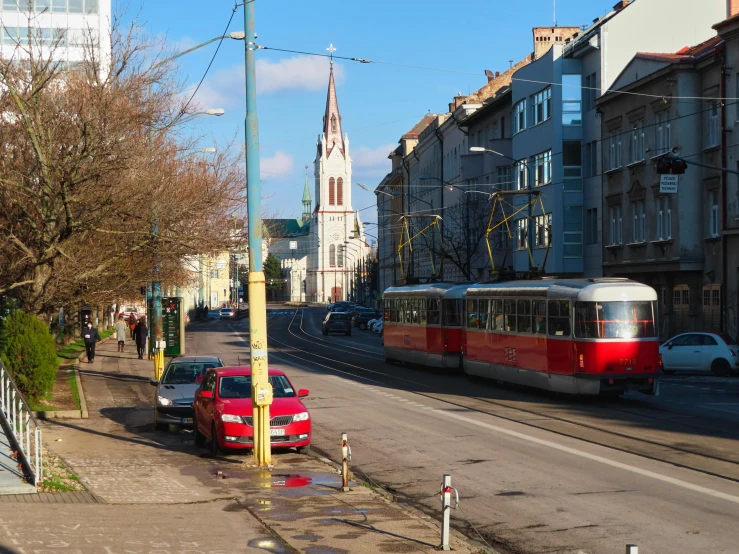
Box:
220 414 243 423
293 412 310 422
157 396 172 406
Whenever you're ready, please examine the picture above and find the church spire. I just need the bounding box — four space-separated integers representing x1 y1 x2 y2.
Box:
322 44 345 157
302 166 312 224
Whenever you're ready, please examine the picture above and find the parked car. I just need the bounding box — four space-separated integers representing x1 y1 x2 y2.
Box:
193 366 311 455
372 320 383 334
367 318 381 331
150 356 225 431
219 308 235 320
353 311 382 330
322 312 352 336
659 332 739 375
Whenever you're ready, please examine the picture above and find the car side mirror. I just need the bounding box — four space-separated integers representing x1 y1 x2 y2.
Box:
200 391 213 399
149 379 158 386
298 389 309 398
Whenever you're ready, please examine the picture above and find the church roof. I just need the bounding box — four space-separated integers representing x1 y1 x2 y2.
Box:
264 218 311 238
322 64 345 157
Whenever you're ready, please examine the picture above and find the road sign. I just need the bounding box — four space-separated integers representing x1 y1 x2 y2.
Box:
659 174 678 194
289 241 298 250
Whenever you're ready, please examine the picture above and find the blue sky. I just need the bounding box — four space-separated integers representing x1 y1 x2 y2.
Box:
127 0 617 231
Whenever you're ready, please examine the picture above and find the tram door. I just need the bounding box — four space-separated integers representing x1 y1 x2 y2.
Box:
332 287 343 302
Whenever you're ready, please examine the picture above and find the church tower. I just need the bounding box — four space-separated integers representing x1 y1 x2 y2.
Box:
302 167 312 225
308 48 364 303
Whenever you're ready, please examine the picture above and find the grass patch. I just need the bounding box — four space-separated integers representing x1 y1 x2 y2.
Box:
29 387 55 412
40 447 86 493
68 367 81 410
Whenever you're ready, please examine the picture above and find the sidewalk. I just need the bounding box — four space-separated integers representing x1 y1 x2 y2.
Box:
0 334 480 553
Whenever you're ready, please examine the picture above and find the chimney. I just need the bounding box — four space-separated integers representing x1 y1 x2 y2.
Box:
496 71 500 78
533 26 582 59
449 94 466 112
485 69 494 83
613 0 631 11
731 0 739 17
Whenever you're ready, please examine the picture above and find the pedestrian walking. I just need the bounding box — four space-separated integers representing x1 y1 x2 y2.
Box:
82 322 102 363
134 318 148 360
115 315 127 352
128 313 137 340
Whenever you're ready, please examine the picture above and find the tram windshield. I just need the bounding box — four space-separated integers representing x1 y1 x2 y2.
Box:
574 301 657 339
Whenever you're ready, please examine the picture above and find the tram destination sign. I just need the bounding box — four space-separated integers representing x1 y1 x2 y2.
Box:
659 174 678 194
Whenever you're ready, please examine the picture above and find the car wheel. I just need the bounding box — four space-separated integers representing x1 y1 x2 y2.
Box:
711 359 731 376
210 423 220 457
297 446 311 455
359 323 367 330
154 421 168 432
193 421 206 446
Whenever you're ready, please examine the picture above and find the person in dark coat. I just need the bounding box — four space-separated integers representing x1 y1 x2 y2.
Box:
133 318 148 360
82 322 102 363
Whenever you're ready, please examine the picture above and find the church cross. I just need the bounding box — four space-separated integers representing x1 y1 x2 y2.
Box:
327 43 336 65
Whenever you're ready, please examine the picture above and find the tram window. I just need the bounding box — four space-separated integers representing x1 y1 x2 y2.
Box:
574 301 656 338
412 299 420 324
517 300 532 333
443 299 462 327
467 299 478 328
478 299 489 329
504 299 516 332
405 299 412 324
533 300 546 334
491 299 504 331
419 299 427 325
427 299 440 325
547 300 571 336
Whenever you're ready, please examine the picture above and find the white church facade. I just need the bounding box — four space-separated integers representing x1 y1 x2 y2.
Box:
264 60 369 304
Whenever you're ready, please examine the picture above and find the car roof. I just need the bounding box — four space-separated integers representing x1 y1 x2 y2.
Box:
211 366 286 377
169 356 222 363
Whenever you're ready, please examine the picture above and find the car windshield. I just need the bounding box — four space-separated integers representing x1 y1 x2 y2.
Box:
575 301 657 339
162 363 220 385
330 314 347 321
218 375 297 399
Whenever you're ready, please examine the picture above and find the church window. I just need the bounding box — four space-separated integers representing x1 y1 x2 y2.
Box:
329 244 336 267
337 245 344 267
331 114 337 132
329 178 335 206
337 178 343 205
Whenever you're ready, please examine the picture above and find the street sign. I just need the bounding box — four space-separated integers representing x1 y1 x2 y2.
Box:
659 174 678 194
289 241 298 250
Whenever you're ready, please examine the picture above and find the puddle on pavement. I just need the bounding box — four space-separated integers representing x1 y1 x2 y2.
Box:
303 547 349 554
291 534 323 542
246 537 292 553
207 469 341 496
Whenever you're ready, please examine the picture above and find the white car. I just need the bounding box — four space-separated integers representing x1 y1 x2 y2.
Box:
659 332 739 375
367 318 381 331
372 321 383 334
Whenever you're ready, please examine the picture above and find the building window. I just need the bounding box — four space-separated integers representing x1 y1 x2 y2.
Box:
513 100 526 134
563 140 582 191
328 177 335 206
337 177 343 206
563 205 583 257
609 205 623 246
514 160 528 190
708 102 719 148
329 244 336 267
631 200 645 243
710 190 719 237
656 111 671 154
532 87 551 125
656 196 672 240
337 244 344 267
534 214 552 248
210 269 219 279
562 74 582 125
516 219 528 250
585 208 598 244
629 121 645 164
609 130 622 170
533 151 552 187
583 141 597 178
583 72 597 112
497 166 511 191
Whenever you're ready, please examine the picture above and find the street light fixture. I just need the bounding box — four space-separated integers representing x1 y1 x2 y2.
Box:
204 108 225 116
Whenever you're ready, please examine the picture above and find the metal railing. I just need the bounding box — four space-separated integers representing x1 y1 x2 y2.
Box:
0 359 42 487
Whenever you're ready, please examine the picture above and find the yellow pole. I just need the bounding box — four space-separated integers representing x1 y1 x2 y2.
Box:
248 270 272 465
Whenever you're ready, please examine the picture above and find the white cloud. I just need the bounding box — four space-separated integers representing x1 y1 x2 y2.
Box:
352 143 396 177
184 57 345 110
261 151 294 180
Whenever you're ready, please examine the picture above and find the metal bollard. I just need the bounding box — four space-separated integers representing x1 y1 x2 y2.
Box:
440 474 459 551
626 545 638 554
341 432 352 492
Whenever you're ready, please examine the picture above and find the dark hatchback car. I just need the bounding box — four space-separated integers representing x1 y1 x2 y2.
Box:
322 312 352 336
352 310 382 330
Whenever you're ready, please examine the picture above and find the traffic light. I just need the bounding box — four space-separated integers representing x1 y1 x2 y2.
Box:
655 155 688 175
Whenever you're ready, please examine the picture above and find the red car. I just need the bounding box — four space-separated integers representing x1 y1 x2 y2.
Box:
192 367 311 455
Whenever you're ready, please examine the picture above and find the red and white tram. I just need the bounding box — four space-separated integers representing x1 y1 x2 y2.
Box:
383 283 472 368
382 278 661 396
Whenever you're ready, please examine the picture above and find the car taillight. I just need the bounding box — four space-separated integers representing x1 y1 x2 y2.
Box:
658 353 663 368
579 354 584 369
444 342 448 350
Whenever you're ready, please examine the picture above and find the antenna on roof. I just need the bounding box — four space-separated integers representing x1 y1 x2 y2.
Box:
509 59 513 68
554 0 557 26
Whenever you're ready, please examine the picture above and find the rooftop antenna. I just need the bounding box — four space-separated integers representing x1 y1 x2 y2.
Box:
554 0 557 26
509 59 513 68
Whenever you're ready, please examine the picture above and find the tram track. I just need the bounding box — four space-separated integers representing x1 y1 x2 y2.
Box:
259 307 739 484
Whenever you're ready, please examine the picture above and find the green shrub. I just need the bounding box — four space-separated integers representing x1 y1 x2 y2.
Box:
0 311 58 401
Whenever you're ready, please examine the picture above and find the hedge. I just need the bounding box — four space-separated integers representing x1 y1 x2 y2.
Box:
0 310 58 401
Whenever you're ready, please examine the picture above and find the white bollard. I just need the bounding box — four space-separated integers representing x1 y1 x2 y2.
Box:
341 432 351 492
626 545 638 554
440 474 455 551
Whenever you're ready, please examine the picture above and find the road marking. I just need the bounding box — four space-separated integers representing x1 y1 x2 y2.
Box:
434 408 739 505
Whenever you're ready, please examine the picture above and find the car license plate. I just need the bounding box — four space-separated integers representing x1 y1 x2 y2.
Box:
181 417 193 424
270 428 285 436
